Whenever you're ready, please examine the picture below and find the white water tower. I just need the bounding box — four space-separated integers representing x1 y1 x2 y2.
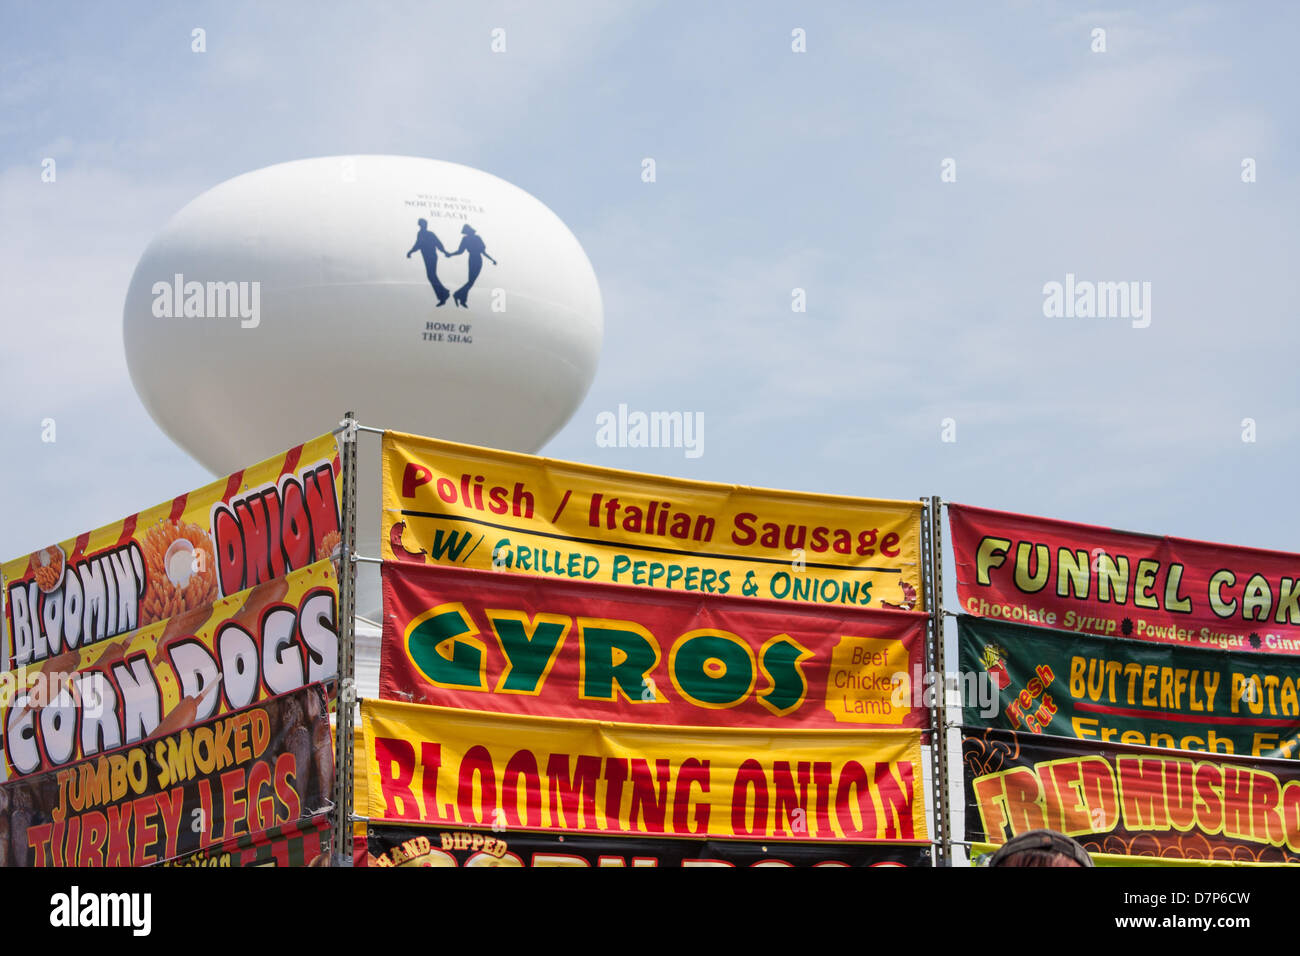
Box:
123 155 604 620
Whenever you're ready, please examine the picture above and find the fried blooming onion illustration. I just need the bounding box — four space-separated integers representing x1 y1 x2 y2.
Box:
28 546 65 593
140 520 218 625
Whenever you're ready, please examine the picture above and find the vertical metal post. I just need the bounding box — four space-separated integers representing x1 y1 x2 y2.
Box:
0 578 7 685
921 495 950 865
332 413 358 866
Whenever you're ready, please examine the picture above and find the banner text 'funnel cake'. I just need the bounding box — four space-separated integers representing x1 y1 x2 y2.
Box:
950 503 1300 655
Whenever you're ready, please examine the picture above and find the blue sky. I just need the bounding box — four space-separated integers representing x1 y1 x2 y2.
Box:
2 0 1297 576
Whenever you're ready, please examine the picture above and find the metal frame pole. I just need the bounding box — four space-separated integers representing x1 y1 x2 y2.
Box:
331 413 359 866
0 578 7 681
921 495 950 865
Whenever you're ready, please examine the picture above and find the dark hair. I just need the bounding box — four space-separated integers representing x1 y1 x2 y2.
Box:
985 830 1094 868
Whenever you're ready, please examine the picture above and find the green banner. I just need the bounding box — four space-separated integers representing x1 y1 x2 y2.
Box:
958 615 1300 760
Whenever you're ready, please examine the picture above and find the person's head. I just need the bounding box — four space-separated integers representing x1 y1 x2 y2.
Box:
985 830 1094 867
417 218 428 228
462 224 475 235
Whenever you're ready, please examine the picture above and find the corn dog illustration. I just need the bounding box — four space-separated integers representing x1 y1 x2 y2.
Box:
155 675 223 737
232 577 290 631
12 654 78 717
94 638 129 668
160 602 215 644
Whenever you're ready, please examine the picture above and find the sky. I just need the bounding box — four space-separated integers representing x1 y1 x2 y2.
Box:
3 0 1295 572
0 0 1297 872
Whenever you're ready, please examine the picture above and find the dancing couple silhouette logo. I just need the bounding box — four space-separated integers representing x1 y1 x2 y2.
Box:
406 219 496 308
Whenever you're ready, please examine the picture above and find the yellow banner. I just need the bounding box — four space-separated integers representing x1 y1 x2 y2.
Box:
381 431 923 610
361 697 926 842
0 559 338 781
3 432 342 671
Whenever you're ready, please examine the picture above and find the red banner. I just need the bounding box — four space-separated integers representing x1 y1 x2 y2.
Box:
950 503 1300 656
380 563 928 731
